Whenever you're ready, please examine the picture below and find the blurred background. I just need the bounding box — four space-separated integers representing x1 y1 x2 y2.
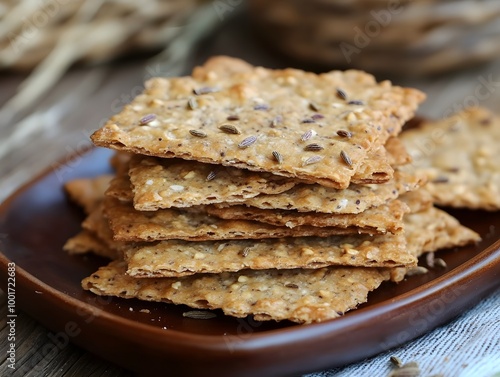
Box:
2 0 500 201
0 0 500 375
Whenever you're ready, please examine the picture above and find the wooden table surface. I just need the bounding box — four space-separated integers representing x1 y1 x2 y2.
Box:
1 11 499 377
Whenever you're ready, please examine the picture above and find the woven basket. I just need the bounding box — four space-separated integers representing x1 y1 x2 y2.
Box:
249 0 500 76
0 0 203 71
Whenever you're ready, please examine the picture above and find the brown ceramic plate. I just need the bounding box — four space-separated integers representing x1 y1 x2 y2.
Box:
0 147 499 377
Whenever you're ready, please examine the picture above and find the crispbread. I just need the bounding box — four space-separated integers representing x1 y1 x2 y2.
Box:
105 174 134 202
127 139 404 210
123 230 412 278
64 175 113 214
91 56 424 189
128 155 297 210
103 196 384 242
215 170 426 214
205 199 409 234
401 107 500 210
63 230 122 260
385 137 412 167
82 260 391 323
390 205 480 282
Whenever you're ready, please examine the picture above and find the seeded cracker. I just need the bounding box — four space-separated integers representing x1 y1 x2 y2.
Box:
214 170 426 214
82 260 391 324
102 196 384 242
401 107 500 210
122 230 412 277
63 230 122 260
128 155 297 210
205 199 409 233
91 56 424 189
64 175 114 214
126 139 406 210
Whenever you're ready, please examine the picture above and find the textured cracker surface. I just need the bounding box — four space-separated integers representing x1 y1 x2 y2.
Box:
103 196 378 242
215 170 426 214
128 155 297 210
401 107 500 210
64 175 113 214
127 140 405 210
63 230 122 260
82 260 390 323
390 202 480 282
91 56 424 189
123 230 413 277
206 199 409 234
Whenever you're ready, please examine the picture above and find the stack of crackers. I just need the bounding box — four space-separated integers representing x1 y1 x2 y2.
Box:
64 57 482 324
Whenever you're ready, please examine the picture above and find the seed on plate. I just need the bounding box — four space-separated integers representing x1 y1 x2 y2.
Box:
182 311 217 319
238 135 257 148
139 113 156 125
272 151 284 164
187 97 198 110
189 129 207 138
304 143 324 151
303 155 322 166
193 86 219 95
434 258 447 268
206 171 217 181
219 124 241 134
336 88 347 100
347 100 364 106
301 129 316 141
340 150 353 167
405 266 429 276
336 129 352 138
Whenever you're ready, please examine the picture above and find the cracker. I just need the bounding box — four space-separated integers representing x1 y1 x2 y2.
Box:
103 196 382 242
91 56 424 189
401 107 500 210
128 155 297 210
390 205 480 282
64 175 113 214
109 152 132 175
123 230 413 278
82 260 391 323
385 137 412 167
127 140 402 210
215 170 426 214
205 199 409 234
105 174 134 202
63 230 122 260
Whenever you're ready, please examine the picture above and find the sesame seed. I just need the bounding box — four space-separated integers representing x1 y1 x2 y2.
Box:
303 155 322 166
304 143 324 151
336 129 352 138
189 129 207 138
219 124 241 134
336 88 347 100
139 113 156 125
272 151 283 164
193 86 219 95
238 135 257 148
340 150 353 167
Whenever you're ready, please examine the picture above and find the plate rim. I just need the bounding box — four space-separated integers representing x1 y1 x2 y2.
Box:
1 147 499 376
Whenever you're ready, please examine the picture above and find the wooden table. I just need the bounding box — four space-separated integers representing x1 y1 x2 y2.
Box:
1 12 500 377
